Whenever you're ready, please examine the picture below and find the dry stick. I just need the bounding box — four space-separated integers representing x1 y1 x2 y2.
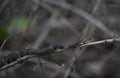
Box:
32 0 81 37
32 57 79 78
35 2 79 76
0 0 10 14
45 0 115 37
39 2 100 77
25 0 40 33
31 26 51 49
60 18 81 37
0 36 11 77
31 3 61 49
31 10 65 77
31 2 58 49
82 0 102 38
43 2 81 37
63 0 102 78
0 38 120 71
31 23 51 78
0 36 10 51
42 2 81 37
34 2 82 77
31 9 62 48
7 26 50 72
0 38 91 71
29 4 71 76
63 48 85 78
81 38 120 47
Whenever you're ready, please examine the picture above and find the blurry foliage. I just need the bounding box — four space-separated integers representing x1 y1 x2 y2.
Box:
60 7 69 16
8 17 30 33
0 26 7 41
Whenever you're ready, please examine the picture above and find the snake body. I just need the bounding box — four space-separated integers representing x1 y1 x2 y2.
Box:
0 39 91 70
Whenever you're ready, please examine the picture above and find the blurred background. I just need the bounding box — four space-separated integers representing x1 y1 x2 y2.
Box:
0 0 120 78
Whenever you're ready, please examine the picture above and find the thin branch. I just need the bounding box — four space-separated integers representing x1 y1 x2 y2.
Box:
63 0 103 78
0 36 10 51
31 25 51 49
31 0 82 37
45 0 115 37
0 38 119 71
0 0 10 14
82 0 102 38
63 48 85 78
81 38 120 47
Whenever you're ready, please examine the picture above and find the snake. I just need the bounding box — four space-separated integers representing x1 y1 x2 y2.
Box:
0 39 91 71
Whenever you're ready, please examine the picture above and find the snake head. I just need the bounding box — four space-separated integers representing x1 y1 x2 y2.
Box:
48 43 65 52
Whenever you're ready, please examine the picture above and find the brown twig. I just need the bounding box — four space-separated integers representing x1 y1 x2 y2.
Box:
0 38 119 71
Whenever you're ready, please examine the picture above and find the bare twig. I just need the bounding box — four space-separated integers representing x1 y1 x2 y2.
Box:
32 0 81 37
81 38 120 47
31 25 51 49
45 0 115 37
0 36 10 51
0 38 119 72
82 0 102 38
63 48 85 78
63 0 103 78
0 0 10 14
60 17 81 37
